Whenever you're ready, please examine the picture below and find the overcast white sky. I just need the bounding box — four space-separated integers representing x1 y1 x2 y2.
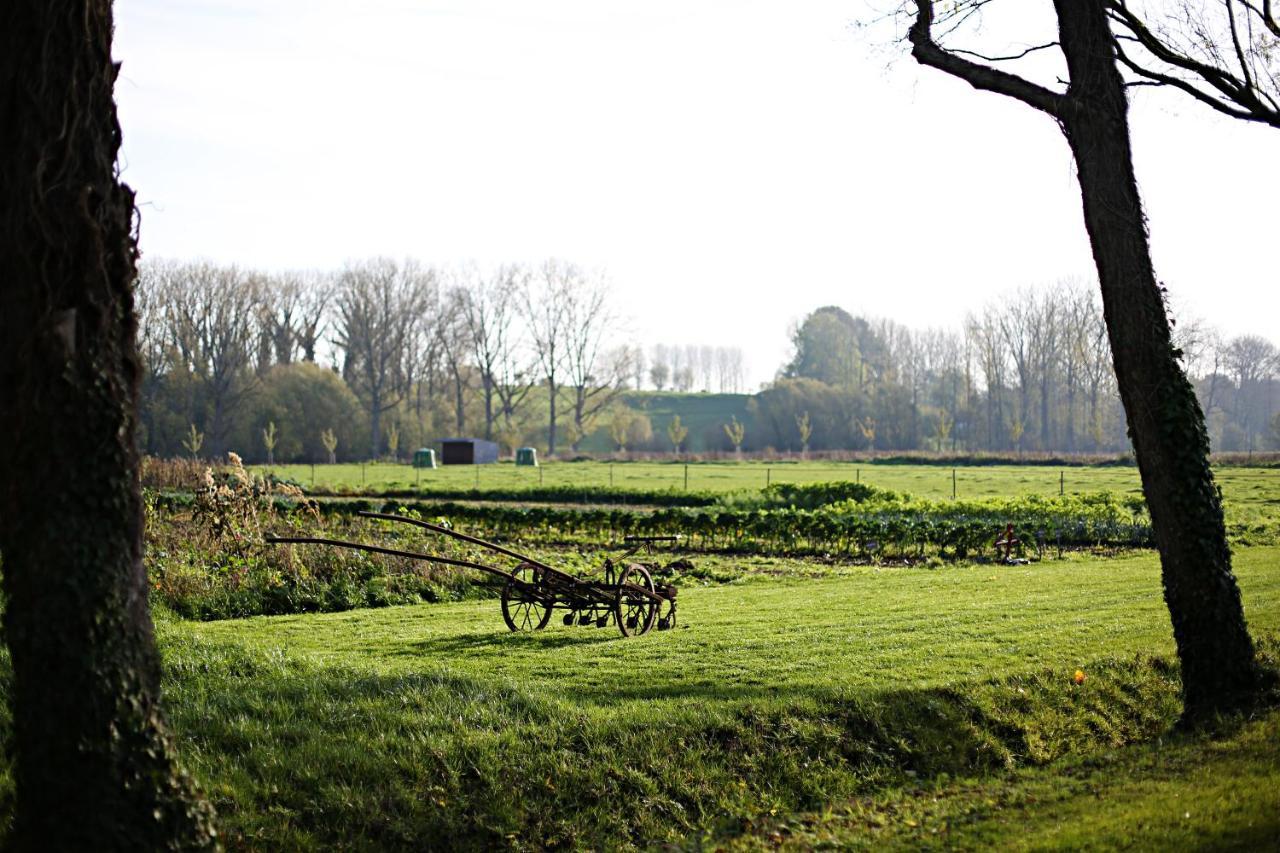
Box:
113 0 1278 389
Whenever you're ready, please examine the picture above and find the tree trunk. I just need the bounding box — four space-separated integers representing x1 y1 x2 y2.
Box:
453 372 466 433
547 376 559 456
482 374 494 441
0 0 216 845
370 387 382 460
1054 0 1260 721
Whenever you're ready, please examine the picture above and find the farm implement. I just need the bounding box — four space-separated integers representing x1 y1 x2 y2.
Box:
265 512 679 637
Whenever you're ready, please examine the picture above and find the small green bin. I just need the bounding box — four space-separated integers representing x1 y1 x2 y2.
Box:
515 447 538 467
412 448 437 469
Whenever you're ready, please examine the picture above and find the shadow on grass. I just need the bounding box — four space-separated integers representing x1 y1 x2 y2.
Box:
118 635 1218 849
384 627 622 658
1 635 1274 851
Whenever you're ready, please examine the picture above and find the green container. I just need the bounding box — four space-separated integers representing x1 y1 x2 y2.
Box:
412 448 437 469
515 447 538 467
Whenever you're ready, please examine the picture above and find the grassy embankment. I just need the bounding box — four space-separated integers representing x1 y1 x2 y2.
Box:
5 546 1263 848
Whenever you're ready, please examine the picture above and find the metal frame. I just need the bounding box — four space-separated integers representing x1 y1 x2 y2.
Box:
265 511 678 637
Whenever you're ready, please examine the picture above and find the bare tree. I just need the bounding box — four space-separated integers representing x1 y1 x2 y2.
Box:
905 0 1261 720
162 260 262 456
629 344 647 390
523 260 573 455
0 0 216 843
436 284 474 435
1031 287 1062 451
562 272 627 450
649 359 670 391
457 264 527 440
333 258 435 459
1107 0 1280 127
1223 334 1279 450
256 269 332 366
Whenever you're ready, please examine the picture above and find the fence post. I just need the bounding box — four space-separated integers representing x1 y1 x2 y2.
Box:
310 463 315 489
1060 470 1065 496
766 467 771 488
361 462 365 484
539 465 544 486
952 468 956 500
856 468 860 484
475 465 480 488
684 464 689 491
610 463 614 488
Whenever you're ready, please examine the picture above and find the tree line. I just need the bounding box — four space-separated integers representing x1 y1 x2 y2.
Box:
758 282 1279 456
138 260 1278 461
137 257 656 461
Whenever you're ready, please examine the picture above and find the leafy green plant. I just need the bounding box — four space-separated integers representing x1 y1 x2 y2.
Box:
796 410 812 457
320 427 338 464
182 423 204 459
385 422 400 460
262 421 278 466
724 415 746 455
667 414 688 455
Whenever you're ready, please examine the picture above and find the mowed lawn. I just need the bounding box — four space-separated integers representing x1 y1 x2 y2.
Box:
158 546 1280 848
182 548 1279 710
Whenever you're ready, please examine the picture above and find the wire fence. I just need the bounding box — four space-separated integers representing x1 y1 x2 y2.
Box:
254 460 1146 502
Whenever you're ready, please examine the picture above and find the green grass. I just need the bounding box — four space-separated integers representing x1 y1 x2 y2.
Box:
134 546 1280 848
730 710 1280 850
256 461 1280 526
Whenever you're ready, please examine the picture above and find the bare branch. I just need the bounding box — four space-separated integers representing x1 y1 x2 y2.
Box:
907 0 1068 118
950 41 1060 63
1107 0 1280 128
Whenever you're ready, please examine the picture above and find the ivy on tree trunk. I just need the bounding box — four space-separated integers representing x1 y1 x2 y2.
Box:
0 0 217 846
907 0 1264 723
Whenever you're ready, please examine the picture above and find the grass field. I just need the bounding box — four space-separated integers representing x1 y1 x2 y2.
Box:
127 546 1280 848
258 460 1280 525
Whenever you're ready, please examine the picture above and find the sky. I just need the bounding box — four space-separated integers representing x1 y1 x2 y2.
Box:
113 0 1278 389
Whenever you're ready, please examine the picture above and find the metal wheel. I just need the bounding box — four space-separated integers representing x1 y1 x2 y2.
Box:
614 563 657 637
501 564 553 632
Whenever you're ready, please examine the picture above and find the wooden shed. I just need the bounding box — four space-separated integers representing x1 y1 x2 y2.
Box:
437 438 500 465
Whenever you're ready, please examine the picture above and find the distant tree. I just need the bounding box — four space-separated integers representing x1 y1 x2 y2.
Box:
627 412 654 449
320 428 339 465
183 423 205 459
724 416 747 455
649 361 670 391
523 260 572 456
334 258 435 459
385 422 401 461
156 260 262 456
795 411 813 457
1223 335 1278 451
609 407 636 452
262 421 278 466
932 410 954 452
1009 417 1026 457
241 362 364 463
562 274 627 449
0 0 216 843
786 308 860 387
436 285 474 435
857 416 876 452
667 414 689 455
457 264 524 440
258 270 333 366
630 345 647 390
1270 412 1280 450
